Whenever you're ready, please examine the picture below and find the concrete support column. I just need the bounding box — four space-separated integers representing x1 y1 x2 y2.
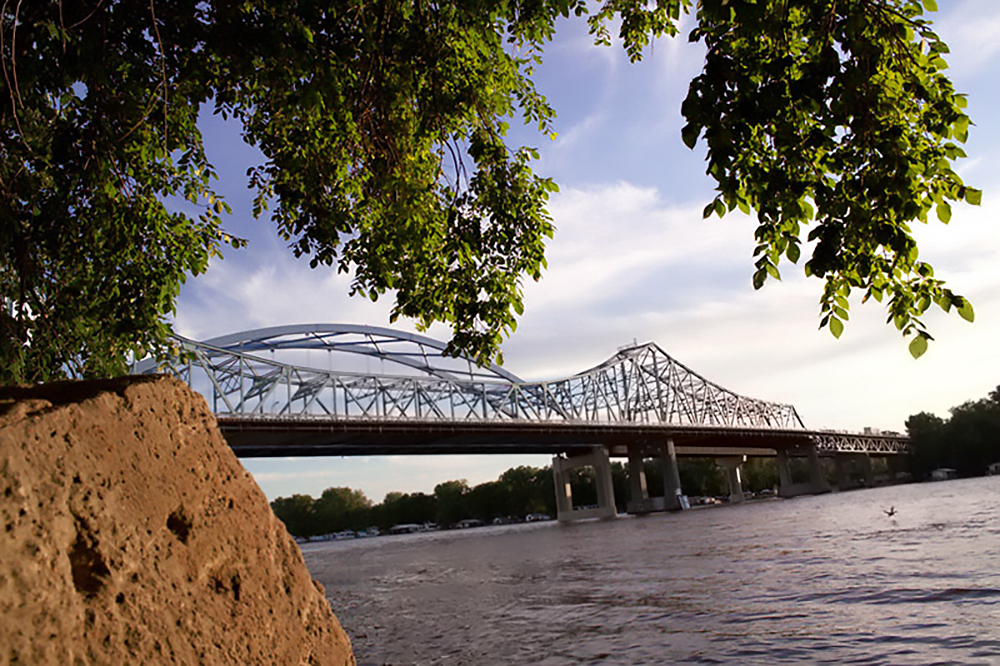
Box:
835 453 876 490
834 454 851 490
592 446 616 519
659 437 687 511
858 453 874 487
806 444 832 495
778 445 830 498
551 447 618 523
551 454 575 519
886 455 906 483
776 448 794 497
626 445 651 514
627 445 648 502
716 456 746 503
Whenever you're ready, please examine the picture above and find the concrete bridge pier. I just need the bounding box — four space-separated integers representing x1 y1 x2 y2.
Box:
552 447 617 523
626 445 653 514
777 444 831 498
659 437 687 511
834 452 874 490
624 438 689 514
716 456 746 503
886 454 908 483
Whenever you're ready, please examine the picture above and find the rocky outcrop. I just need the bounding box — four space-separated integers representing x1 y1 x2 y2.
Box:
0 376 354 665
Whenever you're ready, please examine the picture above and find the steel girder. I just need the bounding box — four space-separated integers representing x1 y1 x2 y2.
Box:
811 432 910 454
134 324 804 430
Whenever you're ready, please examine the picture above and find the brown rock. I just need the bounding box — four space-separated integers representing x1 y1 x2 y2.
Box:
0 375 354 665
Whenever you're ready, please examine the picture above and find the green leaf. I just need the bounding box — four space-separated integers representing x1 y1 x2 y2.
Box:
936 201 952 223
957 300 975 323
829 317 844 339
681 124 699 149
908 334 929 359
923 0 938 12
786 243 800 263
714 199 726 218
966 188 982 205
953 116 969 143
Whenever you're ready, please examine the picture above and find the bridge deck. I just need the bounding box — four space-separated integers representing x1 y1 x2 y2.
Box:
218 416 905 458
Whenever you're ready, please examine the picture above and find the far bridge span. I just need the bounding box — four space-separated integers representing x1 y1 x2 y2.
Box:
135 324 908 521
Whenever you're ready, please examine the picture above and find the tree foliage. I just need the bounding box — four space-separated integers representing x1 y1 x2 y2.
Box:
270 494 321 538
683 0 978 357
906 386 1000 478
1 0 978 383
270 465 558 537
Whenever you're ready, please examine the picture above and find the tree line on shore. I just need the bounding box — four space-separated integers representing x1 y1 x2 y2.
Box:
269 457 783 538
906 385 1000 480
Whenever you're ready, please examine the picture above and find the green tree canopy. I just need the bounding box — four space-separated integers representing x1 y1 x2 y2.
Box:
270 494 320 538
906 387 1000 478
1 0 978 383
433 478 471 526
314 486 372 532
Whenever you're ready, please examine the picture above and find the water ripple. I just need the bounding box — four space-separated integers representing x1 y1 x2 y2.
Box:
307 477 1000 665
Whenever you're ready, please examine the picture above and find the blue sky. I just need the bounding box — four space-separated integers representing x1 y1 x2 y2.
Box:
176 2 1000 503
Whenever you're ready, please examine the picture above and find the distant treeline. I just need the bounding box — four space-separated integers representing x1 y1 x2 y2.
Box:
270 466 556 538
270 458 783 538
906 385 1000 479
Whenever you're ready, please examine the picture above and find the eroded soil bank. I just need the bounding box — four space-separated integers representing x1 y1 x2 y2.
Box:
0 375 354 665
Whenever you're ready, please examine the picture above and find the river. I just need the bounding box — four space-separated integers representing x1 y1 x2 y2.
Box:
302 476 1000 665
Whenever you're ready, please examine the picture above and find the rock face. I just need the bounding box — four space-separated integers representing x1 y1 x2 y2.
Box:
0 376 354 665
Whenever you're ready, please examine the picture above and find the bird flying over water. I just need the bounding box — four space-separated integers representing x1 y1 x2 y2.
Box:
884 506 897 517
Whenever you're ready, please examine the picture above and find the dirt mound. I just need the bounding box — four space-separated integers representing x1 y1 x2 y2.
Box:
0 375 354 665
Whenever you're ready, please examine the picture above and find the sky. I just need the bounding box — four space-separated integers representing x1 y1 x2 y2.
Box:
174 1 1000 504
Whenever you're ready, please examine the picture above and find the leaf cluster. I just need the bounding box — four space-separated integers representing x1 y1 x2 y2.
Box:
0 1 245 382
1 0 979 383
0 0 691 382
683 0 978 357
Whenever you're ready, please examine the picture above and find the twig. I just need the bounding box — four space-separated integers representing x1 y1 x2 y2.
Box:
149 0 168 152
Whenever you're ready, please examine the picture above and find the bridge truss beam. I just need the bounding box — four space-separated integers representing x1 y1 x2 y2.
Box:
134 324 909 457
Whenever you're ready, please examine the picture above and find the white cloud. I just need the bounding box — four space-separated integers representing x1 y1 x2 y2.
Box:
501 179 1000 435
934 2 1000 77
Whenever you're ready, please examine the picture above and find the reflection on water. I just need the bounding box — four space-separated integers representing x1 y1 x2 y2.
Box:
303 477 1000 665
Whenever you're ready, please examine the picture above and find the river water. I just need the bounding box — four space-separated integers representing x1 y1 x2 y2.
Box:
302 477 1000 665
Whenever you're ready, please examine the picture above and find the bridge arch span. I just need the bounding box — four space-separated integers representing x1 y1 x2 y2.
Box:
190 323 522 383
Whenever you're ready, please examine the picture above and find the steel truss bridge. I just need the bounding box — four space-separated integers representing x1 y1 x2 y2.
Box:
134 324 908 459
